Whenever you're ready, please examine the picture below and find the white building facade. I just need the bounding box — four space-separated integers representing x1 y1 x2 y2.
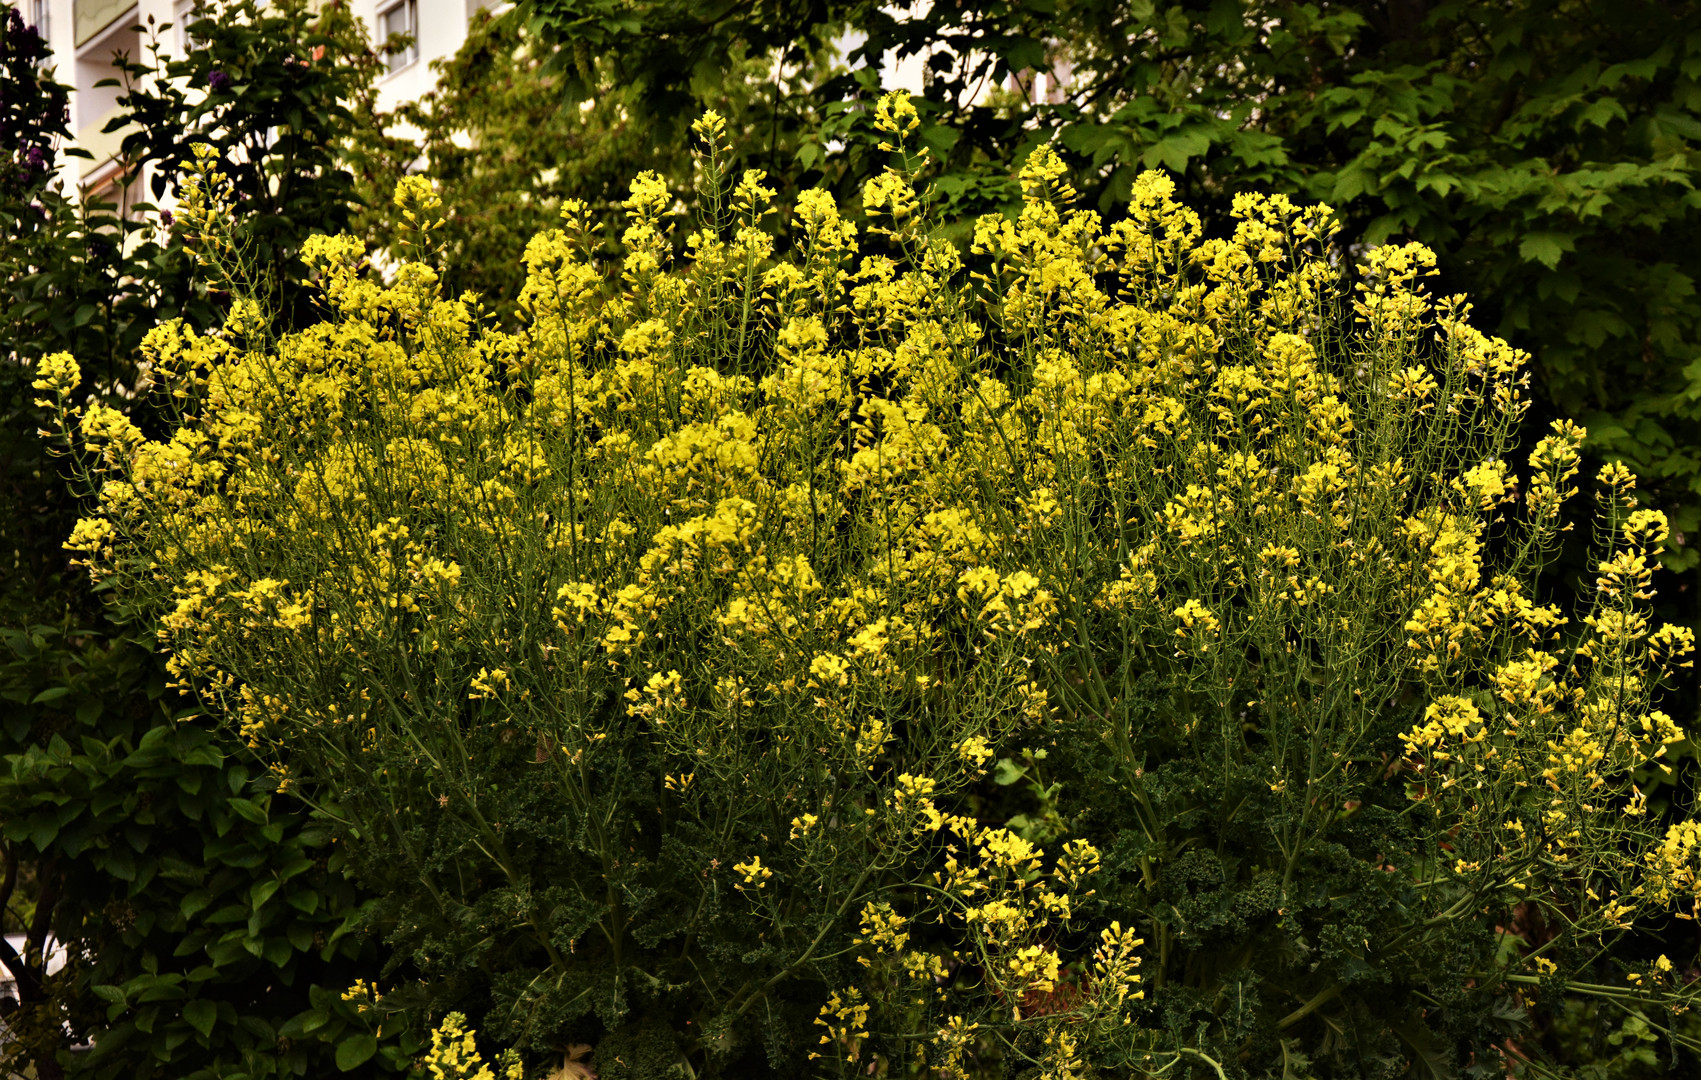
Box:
15 0 485 202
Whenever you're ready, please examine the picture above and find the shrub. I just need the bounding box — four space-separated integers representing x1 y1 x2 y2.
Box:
42 97 1701 1078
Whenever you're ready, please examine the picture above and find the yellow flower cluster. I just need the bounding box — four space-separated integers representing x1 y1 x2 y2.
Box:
1396 452 1694 932
340 978 380 1015
810 987 870 1065
732 855 772 887
419 1013 522 1080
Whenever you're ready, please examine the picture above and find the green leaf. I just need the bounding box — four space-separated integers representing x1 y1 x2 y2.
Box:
227 797 268 825
286 922 316 952
1577 97 1627 130
286 889 321 915
181 890 214 920
1518 232 1574 269
278 1008 330 1038
184 998 217 1038
1330 162 1370 202
182 743 224 767
1391 1017 1455 1080
991 35 1047 73
336 1033 378 1071
1143 130 1211 173
919 125 960 156
28 817 59 851
250 879 280 910
30 686 70 704
262 936 293 967
104 845 136 881
1205 0 1244 37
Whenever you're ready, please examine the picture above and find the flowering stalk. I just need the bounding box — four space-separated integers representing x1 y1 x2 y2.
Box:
44 92 1701 1078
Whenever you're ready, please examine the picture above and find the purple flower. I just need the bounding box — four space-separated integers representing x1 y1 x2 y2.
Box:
160 209 175 228
25 146 45 168
6 10 32 44
208 70 231 92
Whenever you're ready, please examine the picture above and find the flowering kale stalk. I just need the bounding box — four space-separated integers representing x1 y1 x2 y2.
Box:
43 95 1701 1078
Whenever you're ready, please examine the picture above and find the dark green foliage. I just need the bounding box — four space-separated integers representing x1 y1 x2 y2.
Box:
1038 701 1520 1078
0 629 422 1079
1 0 1694 1076
331 706 863 1077
0 8 60 197
521 0 1042 221
1550 1001 1701 1079
357 8 684 324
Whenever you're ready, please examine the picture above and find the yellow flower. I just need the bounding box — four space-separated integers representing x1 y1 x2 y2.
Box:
956 735 994 767
733 856 773 887
1401 695 1483 755
873 91 921 137
1172 599 1221 641
419 1012 521 1080
808 653 850 688
67 104 1697 1071
31 351 80 402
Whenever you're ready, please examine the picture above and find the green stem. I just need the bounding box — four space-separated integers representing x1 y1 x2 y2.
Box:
1278 981 1343 1030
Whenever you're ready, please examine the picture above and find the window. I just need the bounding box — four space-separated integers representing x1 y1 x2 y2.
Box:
174 0 200 56
27 0 49 42
379 0 417 74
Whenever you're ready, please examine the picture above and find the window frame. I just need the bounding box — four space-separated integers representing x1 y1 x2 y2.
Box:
26 0 50 43
378 0 419 75
173 0 201 57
